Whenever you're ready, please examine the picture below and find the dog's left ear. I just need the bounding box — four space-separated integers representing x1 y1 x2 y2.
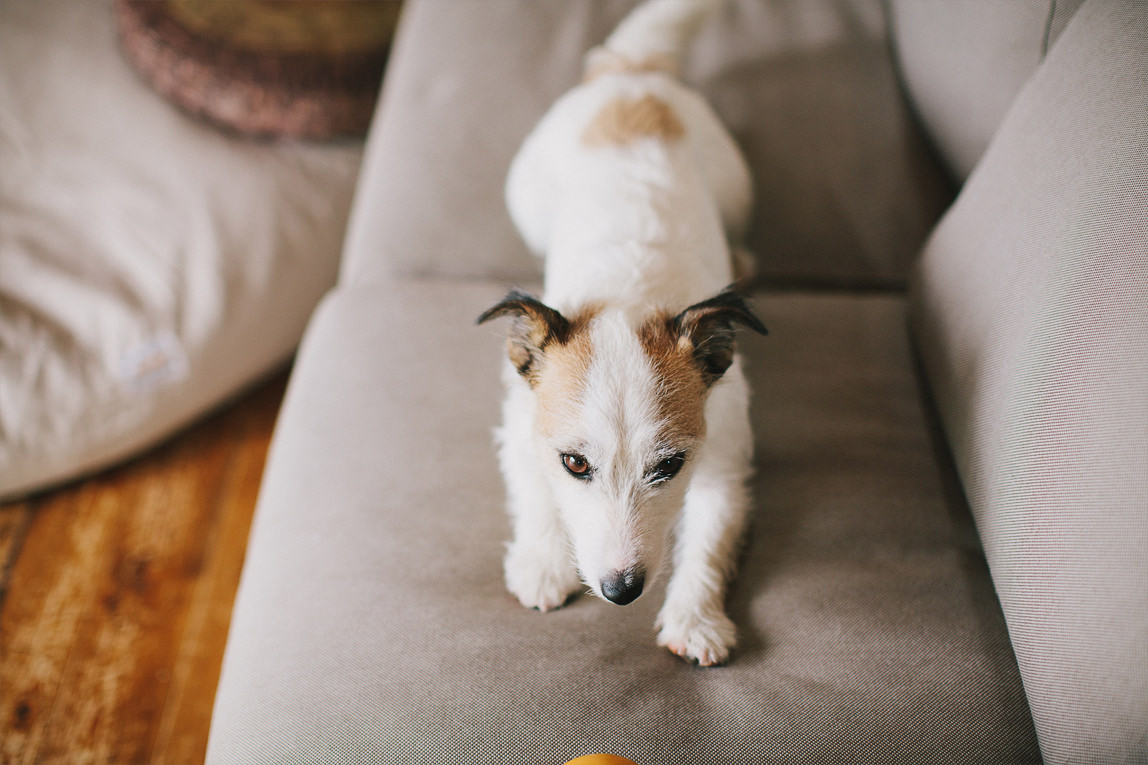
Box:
672 290 767 386
477 290 572 383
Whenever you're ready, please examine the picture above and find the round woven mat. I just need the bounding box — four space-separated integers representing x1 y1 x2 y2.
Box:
117 0 400 140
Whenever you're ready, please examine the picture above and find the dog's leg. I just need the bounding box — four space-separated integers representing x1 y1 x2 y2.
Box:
497 372 583 611
656 361 754 665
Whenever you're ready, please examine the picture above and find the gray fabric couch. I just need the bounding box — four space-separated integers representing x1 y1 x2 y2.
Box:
207 1 1147 763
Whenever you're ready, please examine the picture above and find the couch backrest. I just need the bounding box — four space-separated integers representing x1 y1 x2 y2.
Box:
339 0 952 291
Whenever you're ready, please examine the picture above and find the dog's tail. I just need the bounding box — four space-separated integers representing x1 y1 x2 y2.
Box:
584 0 722 80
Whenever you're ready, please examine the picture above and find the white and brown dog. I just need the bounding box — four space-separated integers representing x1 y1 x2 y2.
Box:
478 0 764 666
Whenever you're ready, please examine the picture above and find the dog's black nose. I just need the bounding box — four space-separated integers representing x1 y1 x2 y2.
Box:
601 567 645 605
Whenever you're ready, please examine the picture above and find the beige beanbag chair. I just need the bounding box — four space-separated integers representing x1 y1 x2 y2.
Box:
0 0 367 498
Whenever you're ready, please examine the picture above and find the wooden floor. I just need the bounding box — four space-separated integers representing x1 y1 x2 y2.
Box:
0 371 289 764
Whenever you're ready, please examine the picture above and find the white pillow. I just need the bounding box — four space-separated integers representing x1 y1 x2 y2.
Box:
0 0 363 499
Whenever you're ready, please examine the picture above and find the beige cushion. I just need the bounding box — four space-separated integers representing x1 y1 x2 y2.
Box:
342 0 951 289
888 0 1085 182
911 1 1148 760
0 0 361 498
208 281 1037 762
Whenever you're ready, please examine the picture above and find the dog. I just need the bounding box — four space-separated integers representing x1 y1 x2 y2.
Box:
477 0 765 666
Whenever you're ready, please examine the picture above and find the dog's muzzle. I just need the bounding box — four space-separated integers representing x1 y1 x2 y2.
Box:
601 566 645 605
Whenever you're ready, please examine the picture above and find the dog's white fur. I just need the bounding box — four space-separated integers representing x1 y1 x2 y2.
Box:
480 0 761 666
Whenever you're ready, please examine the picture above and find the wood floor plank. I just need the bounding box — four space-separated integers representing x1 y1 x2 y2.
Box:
0 501 32 604
33 431 233 764
0 372 287 764
149 379 282 764
1 480 130 764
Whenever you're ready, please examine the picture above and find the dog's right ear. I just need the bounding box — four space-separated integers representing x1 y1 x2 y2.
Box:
477 290 572 383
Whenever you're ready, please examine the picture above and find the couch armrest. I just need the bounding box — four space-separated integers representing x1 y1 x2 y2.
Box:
911 2 1148 761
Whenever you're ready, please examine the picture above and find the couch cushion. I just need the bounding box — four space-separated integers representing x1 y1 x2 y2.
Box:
0 0 361 499
341 0 951 290
910 1 1148 761
208 280 1038 763
888 0 1086 182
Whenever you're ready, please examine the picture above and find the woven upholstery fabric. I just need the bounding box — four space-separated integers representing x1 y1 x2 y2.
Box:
342 0 950 289
207 282 1038 763
911 1 1148 761
888 0 1086 182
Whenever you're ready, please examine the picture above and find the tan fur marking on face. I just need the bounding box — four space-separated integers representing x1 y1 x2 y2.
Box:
581 94 685 148
638 313 708 444
533 308 599 439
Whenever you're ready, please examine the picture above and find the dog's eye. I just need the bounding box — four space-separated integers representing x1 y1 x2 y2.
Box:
561 452 592 480
649 453 687 483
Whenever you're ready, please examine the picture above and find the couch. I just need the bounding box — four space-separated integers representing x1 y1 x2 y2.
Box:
207 1 1147 762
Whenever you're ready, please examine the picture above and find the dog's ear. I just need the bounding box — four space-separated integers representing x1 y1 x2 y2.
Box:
477 290 572 383
671 290 767 386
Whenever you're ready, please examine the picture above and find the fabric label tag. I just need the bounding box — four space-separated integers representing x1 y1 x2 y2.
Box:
119 330 190 394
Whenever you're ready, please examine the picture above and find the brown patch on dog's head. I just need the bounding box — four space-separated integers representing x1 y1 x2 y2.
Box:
532 323 597 440
638 313 709 444
642 290 768 390
582 94 685 148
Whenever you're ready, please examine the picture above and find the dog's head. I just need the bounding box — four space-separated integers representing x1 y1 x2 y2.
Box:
478 289 766 605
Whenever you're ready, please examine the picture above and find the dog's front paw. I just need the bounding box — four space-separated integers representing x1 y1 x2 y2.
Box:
504 544 583 612
656 605 737 667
